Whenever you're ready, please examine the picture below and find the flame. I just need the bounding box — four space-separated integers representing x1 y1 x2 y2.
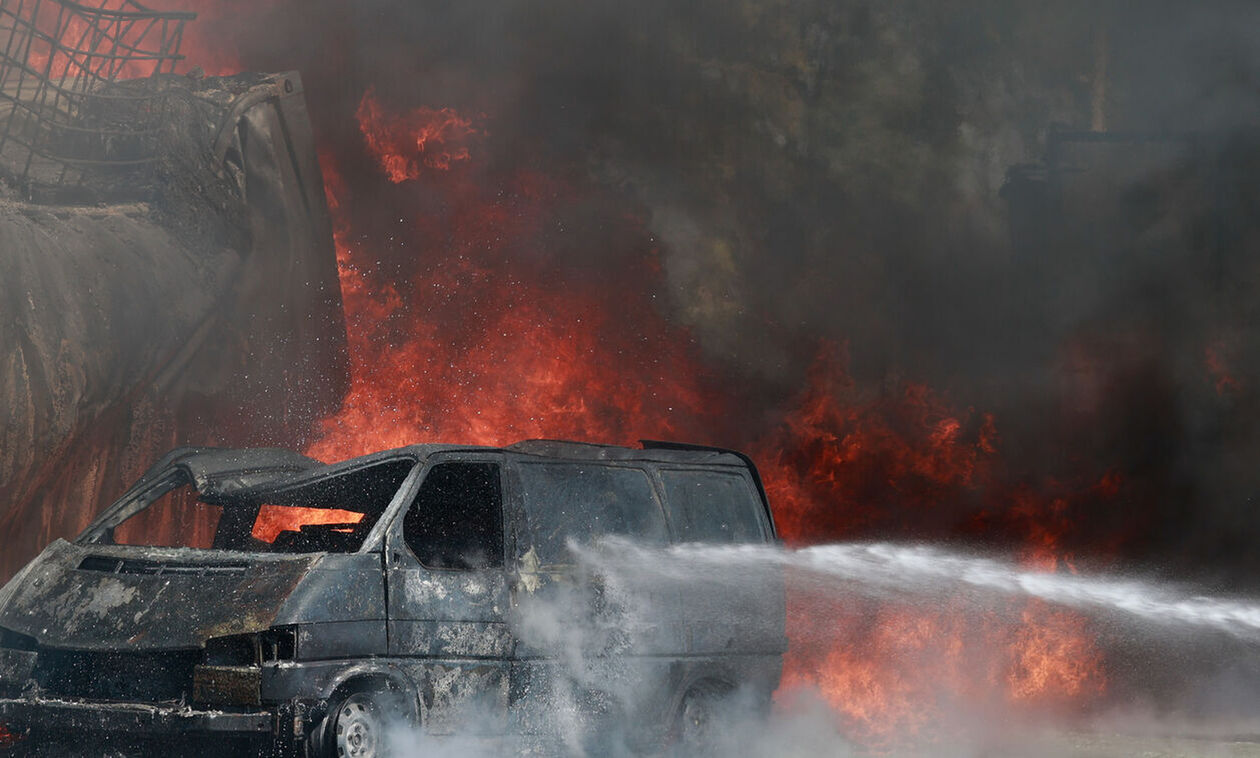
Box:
782 594 1106 746
760 348 1112 742
0 724 17 748
307 112 719 460
1206 342 1241 396
18 1 180 81
755 344 1000 543
355 89 479 183
1006 602 1106 703
251 506 364 543
140 12 1129 738
310 96 1118 745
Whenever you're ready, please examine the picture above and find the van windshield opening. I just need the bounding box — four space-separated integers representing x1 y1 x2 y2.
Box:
96 459 415 553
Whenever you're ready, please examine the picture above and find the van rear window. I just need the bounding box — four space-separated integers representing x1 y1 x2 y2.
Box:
660 470 764 543
516 463 667 563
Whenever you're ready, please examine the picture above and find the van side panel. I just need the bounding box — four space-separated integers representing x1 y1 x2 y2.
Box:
655 466 787 658
384 453 513 734
396 659 509 736
507 459 689 658
273 553 387 630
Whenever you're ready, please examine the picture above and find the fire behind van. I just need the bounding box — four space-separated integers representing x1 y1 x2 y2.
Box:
0 440 785 756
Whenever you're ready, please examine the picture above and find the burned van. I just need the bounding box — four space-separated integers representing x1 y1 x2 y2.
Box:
0 440 784 756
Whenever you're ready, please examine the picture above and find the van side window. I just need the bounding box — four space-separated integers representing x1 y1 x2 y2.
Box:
404 462 504 570
517 463 667 563
660 470 764 543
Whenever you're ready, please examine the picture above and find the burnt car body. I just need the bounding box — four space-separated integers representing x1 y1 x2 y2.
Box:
0 440 785 756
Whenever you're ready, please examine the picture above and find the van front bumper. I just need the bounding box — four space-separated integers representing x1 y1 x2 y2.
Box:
0 695 274 735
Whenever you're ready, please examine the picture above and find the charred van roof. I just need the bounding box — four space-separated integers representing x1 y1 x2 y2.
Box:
504 439 747 464
106 446 322 503
195 440 770 526
294 440 753 468
175 447 320 483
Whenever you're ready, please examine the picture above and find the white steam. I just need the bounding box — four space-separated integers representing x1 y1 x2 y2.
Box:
383 539 1260 756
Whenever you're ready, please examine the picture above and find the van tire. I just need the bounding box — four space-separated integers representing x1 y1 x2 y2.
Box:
669 681 732 754
315 687 401 758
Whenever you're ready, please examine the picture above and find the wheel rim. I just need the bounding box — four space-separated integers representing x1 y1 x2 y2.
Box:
680 690 715 746
334 694 383 758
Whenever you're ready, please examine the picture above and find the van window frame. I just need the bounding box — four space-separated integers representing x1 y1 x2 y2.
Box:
652 464 770 544
242 455 422 554
506 456 670 567
386 451 510 573
77 454 423 554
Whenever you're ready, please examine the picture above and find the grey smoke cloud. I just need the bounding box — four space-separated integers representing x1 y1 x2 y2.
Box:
186 0 1260 580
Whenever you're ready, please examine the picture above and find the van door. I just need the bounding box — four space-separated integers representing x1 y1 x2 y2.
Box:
505 459 684 743
384 452 511 733
657 466 786 654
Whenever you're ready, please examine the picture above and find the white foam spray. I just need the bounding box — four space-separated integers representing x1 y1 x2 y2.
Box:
385 539 1260 756
578 539 1260 641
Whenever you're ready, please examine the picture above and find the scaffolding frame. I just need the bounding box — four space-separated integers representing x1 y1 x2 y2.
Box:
0 0 195 194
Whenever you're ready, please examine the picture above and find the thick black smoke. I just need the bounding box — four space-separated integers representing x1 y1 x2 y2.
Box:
189 0 1260 585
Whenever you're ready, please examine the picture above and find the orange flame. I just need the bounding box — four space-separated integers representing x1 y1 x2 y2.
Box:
308 121 719 460
355 89 479 183
782 594 1106 746
755 344 1000 543
760 348 1112 742
1206 342 1241 396
251 506 364 544
1007 602 1106 703
17 1 185 81
314 95 1124 746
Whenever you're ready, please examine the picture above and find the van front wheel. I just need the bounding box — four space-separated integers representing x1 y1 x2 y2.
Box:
318 690 393 758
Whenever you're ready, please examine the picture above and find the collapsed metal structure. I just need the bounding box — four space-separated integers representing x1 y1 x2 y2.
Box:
0 1 348 581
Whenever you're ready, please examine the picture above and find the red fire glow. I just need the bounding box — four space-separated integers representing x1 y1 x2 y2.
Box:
19 1 174 82
1206 342 1241 396
166 0 242 77
757 348 1110 742
299 98 1117 744
159 7 1126 741
308 116 718 460
755 344 999 544
781 596 1104 744
356 89 480 183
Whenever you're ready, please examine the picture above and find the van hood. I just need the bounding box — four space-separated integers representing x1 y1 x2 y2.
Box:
0 540 321 651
